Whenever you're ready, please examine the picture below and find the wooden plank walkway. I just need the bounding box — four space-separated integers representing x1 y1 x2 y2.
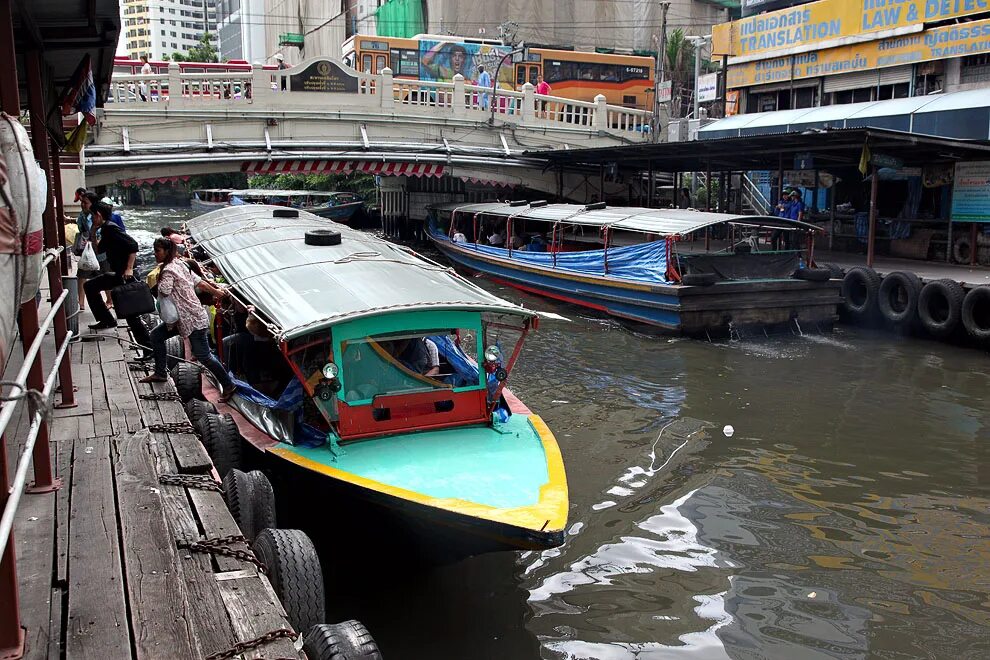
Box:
3 301 303 660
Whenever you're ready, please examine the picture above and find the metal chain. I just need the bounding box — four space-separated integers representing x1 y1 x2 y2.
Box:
205 628 299 660
128 362 153 371
158 473 221 492
139 392 181 401
178 535 269 574
148 422 197 434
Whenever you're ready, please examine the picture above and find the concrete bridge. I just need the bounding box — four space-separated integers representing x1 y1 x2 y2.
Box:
85 58 654 198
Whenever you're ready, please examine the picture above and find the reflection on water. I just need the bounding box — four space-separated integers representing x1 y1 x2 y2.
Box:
126 208 990 659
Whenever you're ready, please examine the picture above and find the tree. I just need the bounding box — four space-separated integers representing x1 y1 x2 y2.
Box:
171 32 218 63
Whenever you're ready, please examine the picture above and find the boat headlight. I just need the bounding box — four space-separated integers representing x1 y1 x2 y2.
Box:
322 362 339 379
484 346 501 363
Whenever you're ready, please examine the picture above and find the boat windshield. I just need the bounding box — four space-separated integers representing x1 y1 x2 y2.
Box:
339 329 480 404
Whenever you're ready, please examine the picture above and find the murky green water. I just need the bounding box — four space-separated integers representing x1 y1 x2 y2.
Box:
128 207 990 659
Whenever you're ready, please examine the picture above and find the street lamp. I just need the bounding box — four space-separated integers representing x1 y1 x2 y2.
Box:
489 44 527 126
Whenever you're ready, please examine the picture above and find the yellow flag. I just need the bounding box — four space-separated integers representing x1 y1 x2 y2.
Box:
858 142 871 176
64 123 88 154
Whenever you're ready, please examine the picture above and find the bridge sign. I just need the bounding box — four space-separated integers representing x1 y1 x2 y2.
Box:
288 60 358 94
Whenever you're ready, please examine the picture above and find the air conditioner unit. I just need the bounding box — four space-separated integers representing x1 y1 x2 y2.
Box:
666 119 687 142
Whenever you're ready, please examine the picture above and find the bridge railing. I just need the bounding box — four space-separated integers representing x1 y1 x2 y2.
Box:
107 61 653 138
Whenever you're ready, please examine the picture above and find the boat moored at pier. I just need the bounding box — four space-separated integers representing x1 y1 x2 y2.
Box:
427 201 842 335
182 205 568 558
229 189 365 222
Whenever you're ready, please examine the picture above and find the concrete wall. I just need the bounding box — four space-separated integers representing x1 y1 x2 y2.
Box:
265 0 346 65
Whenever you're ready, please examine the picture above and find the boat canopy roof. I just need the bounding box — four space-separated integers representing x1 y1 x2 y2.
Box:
186 206 533 339
434 202 822 235
229 189 340 198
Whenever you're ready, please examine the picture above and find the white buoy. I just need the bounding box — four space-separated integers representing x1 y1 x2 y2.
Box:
723 425 734 437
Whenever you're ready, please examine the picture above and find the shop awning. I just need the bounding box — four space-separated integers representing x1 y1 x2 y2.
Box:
699 89 990 141
241 160 445 178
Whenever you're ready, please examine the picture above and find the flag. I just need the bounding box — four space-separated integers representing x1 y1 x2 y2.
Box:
59 54 97 125
858 141 871 176
63 122 88 154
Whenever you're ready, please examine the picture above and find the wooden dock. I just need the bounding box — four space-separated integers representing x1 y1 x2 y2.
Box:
3 306 302 660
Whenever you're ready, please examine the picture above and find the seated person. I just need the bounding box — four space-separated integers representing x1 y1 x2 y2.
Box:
488 229 505 246
527 234 547 252
223 313 291 394
385 337 440 377
510 231 525 249
452 229 468 243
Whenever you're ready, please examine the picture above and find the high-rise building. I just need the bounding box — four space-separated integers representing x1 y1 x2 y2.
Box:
120 0 219 61
217 0 267 63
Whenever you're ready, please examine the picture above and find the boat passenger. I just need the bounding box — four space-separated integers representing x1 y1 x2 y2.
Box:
161 226 189 246
510 230 526 249
488 228 505 247
385 338 440 377
526 233 547 252
452 230 468 243
140 237 238 401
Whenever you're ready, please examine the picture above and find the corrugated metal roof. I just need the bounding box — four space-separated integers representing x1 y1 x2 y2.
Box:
186 206 532 339
435 202 821 234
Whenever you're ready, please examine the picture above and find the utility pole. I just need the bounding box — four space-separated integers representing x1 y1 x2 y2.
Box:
653 1 670 143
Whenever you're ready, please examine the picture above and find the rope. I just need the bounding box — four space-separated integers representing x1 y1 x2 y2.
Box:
158 473 220 491
0 381 52 424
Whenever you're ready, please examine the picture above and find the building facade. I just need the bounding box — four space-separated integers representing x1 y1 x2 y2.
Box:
216 0 267 62
714 0 990 115
121 0 219 60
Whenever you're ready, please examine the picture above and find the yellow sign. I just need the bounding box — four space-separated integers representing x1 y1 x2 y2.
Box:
713 0 990 57
727 17 990 87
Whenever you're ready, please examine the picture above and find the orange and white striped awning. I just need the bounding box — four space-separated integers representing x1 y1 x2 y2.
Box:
241 160 445 178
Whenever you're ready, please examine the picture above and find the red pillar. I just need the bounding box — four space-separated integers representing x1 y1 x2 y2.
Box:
49 138 69 274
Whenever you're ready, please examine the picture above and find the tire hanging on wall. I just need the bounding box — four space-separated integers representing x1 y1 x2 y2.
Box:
172 361 202 402
303 620 383 660
961 286 990 342
199 412 243 478
164 335 184 370
952 236 973 264
877 271 922 325
184 398 216 428
917 278 965 338
253 529 326 634
841 267 881 320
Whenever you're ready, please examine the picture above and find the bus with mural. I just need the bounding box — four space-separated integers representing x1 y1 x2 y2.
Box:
342 34 655 110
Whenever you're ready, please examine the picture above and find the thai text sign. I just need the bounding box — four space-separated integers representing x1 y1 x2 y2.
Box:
951 161 990 222
697 73 719 102
713 0 990 58
727 17 990 87
288 60 359 93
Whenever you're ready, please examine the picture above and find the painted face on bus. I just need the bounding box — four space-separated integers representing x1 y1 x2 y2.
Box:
450 48 467 75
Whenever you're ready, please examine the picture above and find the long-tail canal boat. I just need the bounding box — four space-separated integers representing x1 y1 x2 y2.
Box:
229 189 365 222
427 201 841 335
182 205 567 557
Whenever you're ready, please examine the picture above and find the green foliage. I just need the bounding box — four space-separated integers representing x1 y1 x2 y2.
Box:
187 173 248 190
248 173 378 199
170 32 218 63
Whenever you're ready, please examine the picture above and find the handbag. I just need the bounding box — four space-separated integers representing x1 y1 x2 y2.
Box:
111 279 156 318
157 295 179 325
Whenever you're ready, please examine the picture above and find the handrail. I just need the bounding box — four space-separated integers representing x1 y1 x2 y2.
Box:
742 173 772 215
0 288 72 559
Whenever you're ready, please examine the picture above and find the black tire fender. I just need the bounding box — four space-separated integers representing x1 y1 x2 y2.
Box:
184 398 216 428
246 470 277 537
841 266 881 319
303 620 382 660
253 529 326 634
820 262 844 279
681 272 717 286
221 469 256 539
172 361 202 403
953 236 973 264
877 270 922 325
917 278 965 338
205 413 243 478
961 286 990 342
164 335 184 370
792 267 831 282
305 229 342 246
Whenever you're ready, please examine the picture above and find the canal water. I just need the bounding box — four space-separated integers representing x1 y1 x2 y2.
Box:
126 208 990 659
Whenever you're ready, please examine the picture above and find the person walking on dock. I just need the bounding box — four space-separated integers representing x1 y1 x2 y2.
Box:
83 200 153 357
140 237 237 401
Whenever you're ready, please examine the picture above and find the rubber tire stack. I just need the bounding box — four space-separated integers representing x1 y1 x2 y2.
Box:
877 271 922 326
253 529 326 634
841 267 882 321
222 469 277 541
961 286 990 342
164 335 184 370
917 279 966 339
303 620 382 660
184 398 216 428
172 361 202 402
198 412 243 477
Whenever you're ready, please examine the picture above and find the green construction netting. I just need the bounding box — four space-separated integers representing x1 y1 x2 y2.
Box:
375 0 425 38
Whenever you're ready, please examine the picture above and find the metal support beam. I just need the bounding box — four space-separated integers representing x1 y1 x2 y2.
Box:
867 163 879 268
49 138 69 274
647 159 654 208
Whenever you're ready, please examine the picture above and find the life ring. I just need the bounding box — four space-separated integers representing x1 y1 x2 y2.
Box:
952 236 973 264
877 271 922 325
917 279 965 338
0 113 45 305
961 286 990 342
840 267 881 320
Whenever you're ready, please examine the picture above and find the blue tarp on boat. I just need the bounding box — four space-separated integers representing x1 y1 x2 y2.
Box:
430 228 669 284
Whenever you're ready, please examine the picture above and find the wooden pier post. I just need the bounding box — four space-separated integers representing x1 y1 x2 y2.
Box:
867 163 879 268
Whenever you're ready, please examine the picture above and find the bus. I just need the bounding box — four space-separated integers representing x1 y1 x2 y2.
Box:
342 34 655 110
112 56 277 76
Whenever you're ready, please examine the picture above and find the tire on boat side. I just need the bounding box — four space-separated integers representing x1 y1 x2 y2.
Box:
792 267 831 282
917 278 965 339
821 262 845 279
303 620 382 660
305 229 342 246
172 361 202 402
246 470 277 537
953 235 973 264
221 469 257 539
253 529 326 634
201 413 243 478
961 286 990 342
877 271 922 325
184 398 216 428
164 335 184 370
681 272 717 286
841 267 881 320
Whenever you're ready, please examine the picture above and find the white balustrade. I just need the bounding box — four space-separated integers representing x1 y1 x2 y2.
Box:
106 60 653 140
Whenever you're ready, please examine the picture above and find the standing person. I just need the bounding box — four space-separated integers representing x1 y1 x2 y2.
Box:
140 238 237 400
82 200 153 357
73 188 96 310
783 189 805 251
139 55 152 101
536 74 551 117
771 189 791 250
476 65 492 110
273 53 288 91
